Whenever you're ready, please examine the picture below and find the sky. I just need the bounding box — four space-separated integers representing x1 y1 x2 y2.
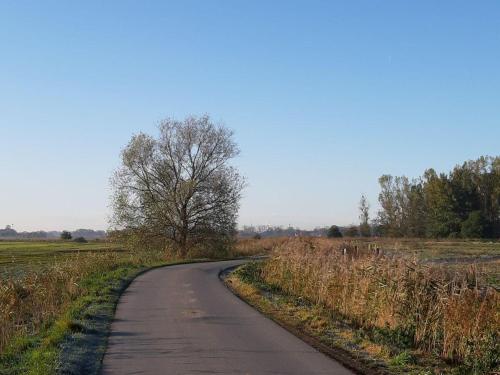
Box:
1 1 499 231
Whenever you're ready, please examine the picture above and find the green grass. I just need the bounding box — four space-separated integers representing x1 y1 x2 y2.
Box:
0 240 124 276
0 263 148 374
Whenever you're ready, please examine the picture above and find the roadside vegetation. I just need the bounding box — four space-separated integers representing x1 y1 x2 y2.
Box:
0 234 267 374
227 237 499 374
0 238 173 374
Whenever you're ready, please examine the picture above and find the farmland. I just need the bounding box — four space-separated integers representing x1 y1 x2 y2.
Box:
0 240 124 276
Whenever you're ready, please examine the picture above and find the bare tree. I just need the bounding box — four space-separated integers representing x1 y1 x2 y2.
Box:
111 115 245 256
359 195 371 237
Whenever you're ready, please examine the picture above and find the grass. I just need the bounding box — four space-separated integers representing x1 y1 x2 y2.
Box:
234 237 287 257
0 264 144 375
308 237 500 260
0 237 267 374
225 264 391 374
0 240 124 276
371 238 500 261
236 236 500 260
0 239 177 374
226 238 500 374
1 237 497 374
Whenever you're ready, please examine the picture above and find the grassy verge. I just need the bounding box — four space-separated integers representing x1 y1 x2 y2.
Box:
0 254 178 375
226 261 498 375
0 236 260 375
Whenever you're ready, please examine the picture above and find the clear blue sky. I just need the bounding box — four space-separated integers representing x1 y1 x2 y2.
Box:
1 1 499 231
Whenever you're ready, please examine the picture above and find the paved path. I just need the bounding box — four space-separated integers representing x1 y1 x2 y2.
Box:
101 260 354 374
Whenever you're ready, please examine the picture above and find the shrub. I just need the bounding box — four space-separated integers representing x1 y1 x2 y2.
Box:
327 225 343 238
60 231 72 240
344 226 359 237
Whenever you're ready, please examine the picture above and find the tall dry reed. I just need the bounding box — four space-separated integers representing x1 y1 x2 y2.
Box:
233 237 287 257
261 238 499 369
0 249 166 353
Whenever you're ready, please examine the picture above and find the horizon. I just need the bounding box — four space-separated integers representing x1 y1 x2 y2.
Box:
1 1 500 232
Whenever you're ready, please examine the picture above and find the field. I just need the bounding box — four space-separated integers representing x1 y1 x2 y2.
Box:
227 237 500 374
0 240 125 276
353 238 500 261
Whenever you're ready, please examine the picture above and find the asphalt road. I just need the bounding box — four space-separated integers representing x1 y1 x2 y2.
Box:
101 259 354 375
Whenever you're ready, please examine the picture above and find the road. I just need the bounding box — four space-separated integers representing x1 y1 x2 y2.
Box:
101 259 355 375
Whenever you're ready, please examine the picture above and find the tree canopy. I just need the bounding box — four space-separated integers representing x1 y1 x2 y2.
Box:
111 115 245 255
375 156 500 238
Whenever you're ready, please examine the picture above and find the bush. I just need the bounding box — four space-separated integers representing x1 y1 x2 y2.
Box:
60 231 72 240
327 225 343 238
344 226 359 237
73 237 88 243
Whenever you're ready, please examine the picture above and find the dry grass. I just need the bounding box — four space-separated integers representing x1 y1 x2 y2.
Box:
0 248 168 354
0 236 273 356
260 238 499 372
0 236 272 357
233 237 287 257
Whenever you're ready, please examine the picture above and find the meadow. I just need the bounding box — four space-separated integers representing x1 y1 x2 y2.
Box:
0 240 124 276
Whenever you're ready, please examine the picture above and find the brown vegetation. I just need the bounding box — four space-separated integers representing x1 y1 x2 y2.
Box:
0 249 167 354
258 238 499 371
233 237 287 257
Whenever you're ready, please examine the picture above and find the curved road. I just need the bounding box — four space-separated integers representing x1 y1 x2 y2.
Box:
101 260 354 374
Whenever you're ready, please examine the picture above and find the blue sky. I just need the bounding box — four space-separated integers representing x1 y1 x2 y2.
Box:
1 1 499 231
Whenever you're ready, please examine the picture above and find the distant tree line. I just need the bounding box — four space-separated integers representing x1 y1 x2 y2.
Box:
374 156 500 238
0 226 106 240
239 225 328 238
240 225 364 239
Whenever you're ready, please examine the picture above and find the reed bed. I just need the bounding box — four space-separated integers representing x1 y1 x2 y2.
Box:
234 237 288 257
0 249 166 353
260 238 499 371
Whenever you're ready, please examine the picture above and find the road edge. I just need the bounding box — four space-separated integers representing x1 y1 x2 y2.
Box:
59 257 250 375
220 264 387 375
